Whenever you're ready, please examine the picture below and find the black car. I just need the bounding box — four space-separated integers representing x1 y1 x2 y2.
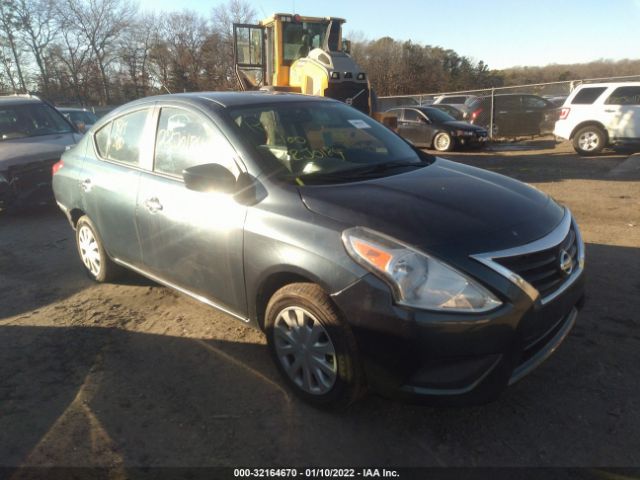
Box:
468 94 559 137
0 95 80 211
388 106 488 151
53 92 585 408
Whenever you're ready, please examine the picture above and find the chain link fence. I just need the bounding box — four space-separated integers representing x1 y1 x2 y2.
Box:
378 74 640 139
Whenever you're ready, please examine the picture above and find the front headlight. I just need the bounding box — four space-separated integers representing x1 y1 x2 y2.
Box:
342 227 502 313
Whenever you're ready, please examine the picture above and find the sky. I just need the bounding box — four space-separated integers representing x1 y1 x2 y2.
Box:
137 0 640 70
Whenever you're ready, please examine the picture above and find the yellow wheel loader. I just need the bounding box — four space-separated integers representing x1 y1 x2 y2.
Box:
233 13 376 116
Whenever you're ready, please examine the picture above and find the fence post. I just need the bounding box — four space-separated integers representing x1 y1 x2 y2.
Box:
489 87 495 139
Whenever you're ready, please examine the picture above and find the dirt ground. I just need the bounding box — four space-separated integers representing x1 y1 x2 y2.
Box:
1 138 639 470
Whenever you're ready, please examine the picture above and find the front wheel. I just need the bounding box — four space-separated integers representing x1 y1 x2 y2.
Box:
433 132 454 152
75 215 121 282
265 283 365 408
573 125 606 156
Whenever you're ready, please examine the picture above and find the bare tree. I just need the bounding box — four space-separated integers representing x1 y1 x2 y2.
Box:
50 24 92 104
15 0 58 97
211 0 256 89
160 10 209 92
61 0 136 104
0 0 27 92
119 13 159 98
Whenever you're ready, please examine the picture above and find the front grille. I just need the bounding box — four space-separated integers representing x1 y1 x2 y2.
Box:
2 158 57 206
494 225 578 299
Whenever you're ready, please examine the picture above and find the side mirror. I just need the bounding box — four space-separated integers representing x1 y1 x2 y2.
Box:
183 163 236 194
342 39 351 54
76 121 86 132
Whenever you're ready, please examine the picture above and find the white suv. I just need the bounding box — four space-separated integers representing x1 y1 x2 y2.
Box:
554 82 640 155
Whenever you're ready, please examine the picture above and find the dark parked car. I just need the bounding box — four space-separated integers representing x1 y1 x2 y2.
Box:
428 103 465 120
53 92 585 408
0 95 80 211
468 94 559 137
387 106 488 151
58 107 99 132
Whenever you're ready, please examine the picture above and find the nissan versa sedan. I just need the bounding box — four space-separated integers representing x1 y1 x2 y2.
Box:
52 92 585 408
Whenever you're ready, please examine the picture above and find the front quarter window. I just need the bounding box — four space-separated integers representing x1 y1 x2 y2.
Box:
94 108 151 166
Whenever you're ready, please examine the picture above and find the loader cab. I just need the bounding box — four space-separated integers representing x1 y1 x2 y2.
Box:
233 13 371 114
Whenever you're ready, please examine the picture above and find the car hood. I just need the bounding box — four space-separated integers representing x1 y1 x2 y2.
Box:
299 158 564 256
442 121 486 132
0 132 80 171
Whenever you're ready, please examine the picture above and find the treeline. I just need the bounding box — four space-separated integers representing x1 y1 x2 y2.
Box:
350 36 640 96
500 59 640 86
350 37 500 96
0 0 256 105
1 0 638 106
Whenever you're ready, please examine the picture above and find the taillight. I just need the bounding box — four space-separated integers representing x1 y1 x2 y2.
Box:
52 160 64 175
470 108 483 122
559 108 570 120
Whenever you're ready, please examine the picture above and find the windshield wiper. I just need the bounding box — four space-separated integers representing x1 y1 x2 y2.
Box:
288 161 426 185
342 161 425 176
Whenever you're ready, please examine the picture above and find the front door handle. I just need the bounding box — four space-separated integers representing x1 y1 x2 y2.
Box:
80 178 92 192
143 197 163 214
604 109 616 113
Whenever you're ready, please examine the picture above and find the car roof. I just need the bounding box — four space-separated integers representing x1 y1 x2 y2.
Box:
437 94 476 98
573 81 640 89
58 107 90 112
0 95 44 106
123 91 335 110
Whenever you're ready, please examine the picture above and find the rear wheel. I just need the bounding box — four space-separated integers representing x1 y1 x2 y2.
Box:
573 125 606 156
265 283 365 408
433 132 454 152
75 215 121 282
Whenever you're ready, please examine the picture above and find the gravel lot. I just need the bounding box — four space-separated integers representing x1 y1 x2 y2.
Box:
1 139 639 470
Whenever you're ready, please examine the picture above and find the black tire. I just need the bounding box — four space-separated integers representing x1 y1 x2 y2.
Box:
432 132 454 152
265 283 366 409
75 215 122 282
572 125 606 156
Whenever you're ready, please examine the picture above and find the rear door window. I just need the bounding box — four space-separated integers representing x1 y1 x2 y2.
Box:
495 96 522 109
153 107 239 178
94 108 151 166
605 86 640 105
440 96 467 104
522 96 549 108
571 87 607 104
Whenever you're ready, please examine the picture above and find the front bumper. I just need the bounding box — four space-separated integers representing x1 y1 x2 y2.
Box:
331 269 585 404
455 132 488 147
0 160 57 210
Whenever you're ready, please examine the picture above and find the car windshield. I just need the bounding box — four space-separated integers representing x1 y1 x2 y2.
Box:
422 108 456 123
0 103 73 140
229 101 430 184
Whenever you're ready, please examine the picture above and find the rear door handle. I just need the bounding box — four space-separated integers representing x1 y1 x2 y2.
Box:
80 178 92 192
143 197 163 213
604 109 616 113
